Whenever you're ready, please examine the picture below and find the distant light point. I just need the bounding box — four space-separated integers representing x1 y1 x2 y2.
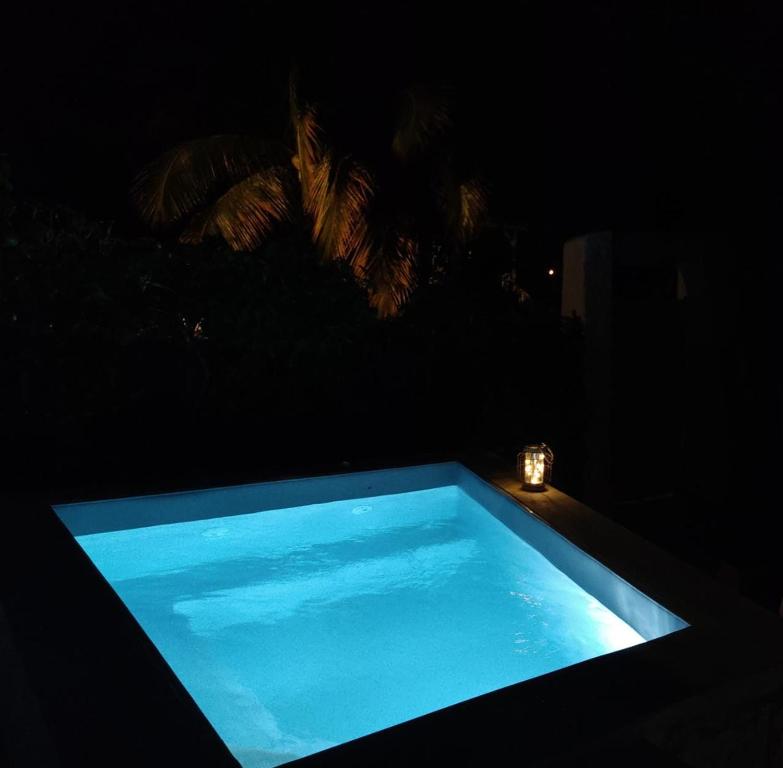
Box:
547 268 555 276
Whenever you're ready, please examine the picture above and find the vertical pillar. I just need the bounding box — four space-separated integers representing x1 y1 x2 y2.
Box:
562 231 613 510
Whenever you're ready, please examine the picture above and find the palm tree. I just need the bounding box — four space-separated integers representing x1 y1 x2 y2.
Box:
132 73 486 317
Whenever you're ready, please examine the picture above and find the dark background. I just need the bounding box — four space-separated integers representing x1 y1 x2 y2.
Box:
3 2 778 232
2 2 782 610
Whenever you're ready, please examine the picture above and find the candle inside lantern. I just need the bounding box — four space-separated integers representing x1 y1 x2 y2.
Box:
517 443 553 492
524 451 545 488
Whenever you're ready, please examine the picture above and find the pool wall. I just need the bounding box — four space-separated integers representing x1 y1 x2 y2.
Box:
55 462 686 643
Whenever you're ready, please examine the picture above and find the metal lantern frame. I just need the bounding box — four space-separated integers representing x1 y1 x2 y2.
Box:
517 443 554 492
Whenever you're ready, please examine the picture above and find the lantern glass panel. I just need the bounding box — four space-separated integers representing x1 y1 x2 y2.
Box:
525 452 545 487
518 444 552 491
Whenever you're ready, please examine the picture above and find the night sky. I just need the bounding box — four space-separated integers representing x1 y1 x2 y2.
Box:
3 2 781 236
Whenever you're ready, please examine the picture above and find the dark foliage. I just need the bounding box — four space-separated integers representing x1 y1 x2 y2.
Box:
1 172 583 495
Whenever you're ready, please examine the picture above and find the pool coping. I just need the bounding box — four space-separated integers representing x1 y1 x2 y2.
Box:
2 458 783 766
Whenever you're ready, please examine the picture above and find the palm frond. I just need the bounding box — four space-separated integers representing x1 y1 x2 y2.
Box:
293 108 325 197
288 68 304 148
456 179 487 242
131 136 282 226
178 208 215 245
179 168 291 251
439 177 488 243
289 72 326 202
392 84 452 160
307 155 374 263
361 232 417 318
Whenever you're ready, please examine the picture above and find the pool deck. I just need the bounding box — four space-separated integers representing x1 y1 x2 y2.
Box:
484 471 783 766
1 459 782 767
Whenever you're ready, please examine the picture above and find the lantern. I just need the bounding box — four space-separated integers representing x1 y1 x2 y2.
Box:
517 444 553 492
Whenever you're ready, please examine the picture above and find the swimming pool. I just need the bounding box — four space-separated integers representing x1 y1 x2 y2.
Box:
54 463 686 767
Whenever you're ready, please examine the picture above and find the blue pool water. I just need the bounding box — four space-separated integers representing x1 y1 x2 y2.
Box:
56 465 685 768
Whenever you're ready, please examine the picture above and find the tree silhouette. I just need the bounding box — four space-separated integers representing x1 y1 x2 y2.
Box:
132 73 486 316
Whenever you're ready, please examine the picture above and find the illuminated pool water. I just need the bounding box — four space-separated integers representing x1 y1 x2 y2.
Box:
55 464 686 768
